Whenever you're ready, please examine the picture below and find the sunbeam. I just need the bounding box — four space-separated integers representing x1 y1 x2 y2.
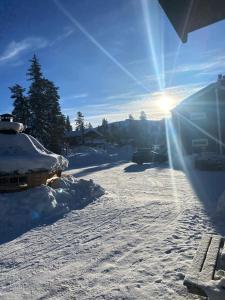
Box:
54 0 150 93
141 0 165 90
158 94 173 116
167 0 195 87
166 117 210 204
165 118 180 209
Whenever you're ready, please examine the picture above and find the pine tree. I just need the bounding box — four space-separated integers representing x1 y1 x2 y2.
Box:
100 118 109 141
27 54 43 80
27 54 45 141
75 112 85 144
88 122 93 129
139 111 149 147
140 111 147 120
10 84 30 125
65 115 72 131
128 114 134 120
41 78 66 153
27 55 65 153
101 118 108 134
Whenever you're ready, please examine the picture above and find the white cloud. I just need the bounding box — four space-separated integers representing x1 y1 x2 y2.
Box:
0 27 75 65
62 93 88 101
62 81 206 127
144 54 225 85
0 37 48 63
49 27 74 46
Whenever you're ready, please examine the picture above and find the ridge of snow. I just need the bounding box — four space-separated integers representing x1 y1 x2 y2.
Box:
0 175 104 240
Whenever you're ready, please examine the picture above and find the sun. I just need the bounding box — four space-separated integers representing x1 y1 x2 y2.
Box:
158 95 173 116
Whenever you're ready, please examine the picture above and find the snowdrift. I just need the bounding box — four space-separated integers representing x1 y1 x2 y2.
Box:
68 145 132 169
0 176 104 240
0 133 68 174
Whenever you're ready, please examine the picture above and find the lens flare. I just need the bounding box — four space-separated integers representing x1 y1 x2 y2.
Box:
158 95 173 115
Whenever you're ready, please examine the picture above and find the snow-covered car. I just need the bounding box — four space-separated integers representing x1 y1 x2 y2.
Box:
132 147 167 165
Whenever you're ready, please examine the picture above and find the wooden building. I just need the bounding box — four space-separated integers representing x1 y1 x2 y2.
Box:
172 75 225 155
65 128 106 147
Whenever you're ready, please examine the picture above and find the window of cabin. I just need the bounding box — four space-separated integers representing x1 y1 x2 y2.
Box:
192 138 208 147
190 112 206 120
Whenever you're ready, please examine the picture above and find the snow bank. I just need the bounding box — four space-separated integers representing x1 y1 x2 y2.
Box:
68 145 132 169
0 176 104 239
0 133 68 174
201 278 225 299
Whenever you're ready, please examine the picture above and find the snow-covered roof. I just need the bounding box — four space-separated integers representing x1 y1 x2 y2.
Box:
0 133 68 175
0 121 24 133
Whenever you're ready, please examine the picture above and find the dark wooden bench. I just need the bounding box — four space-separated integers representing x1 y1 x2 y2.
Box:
183 234 224 297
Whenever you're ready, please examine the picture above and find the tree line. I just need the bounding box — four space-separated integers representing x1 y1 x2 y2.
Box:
10 55 72 154
10 55 164 151
97 112 166 147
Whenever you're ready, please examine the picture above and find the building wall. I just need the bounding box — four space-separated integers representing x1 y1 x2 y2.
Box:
172 84 225 155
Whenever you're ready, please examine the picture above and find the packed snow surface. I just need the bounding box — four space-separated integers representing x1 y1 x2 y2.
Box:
0 133 68 174
1 149 225 299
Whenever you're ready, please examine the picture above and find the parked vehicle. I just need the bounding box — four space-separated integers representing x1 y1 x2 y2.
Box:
194 152 225 171
132 146 167 165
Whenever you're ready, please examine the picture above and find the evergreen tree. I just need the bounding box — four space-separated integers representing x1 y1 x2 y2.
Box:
75 112 84 131
88 122 93 129
10 84 30 125
139 111 149 147
27 55 65 153
140 111 147 120
101 118 108 135
41 78 66 153
128 114 134 120
75 112 85 144
27 54 45 141
65 115 72 132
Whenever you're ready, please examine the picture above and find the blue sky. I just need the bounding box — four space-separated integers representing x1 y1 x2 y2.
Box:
1 0 225 126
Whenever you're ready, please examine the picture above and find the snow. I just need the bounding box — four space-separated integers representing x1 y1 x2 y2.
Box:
67 145 132 169
201 279 225 299
1 148 225 299
0 176 104 242
0 133 68 174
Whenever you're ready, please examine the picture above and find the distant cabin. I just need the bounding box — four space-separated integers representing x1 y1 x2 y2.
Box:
0 113 14 122
65 128 106 147
172 75 225 155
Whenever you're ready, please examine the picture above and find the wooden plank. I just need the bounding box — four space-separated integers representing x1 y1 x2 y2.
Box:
184 234 211 278
184 234 211 296
199 235 223 281
183 234 223 297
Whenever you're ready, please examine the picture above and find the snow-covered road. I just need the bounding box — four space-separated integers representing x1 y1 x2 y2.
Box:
0 162 219 299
